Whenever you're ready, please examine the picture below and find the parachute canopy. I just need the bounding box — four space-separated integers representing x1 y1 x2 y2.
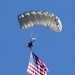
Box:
18 10 62 32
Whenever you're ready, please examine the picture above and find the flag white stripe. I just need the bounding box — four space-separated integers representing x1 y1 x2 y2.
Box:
27 63 47 75
27 63 41 75
27 51 48 75
38 59 48 72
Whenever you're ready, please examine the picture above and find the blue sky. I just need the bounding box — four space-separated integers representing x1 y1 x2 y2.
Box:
0 0 75 75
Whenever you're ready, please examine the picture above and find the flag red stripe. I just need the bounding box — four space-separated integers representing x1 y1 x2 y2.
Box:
37 59 48 72
27 52 48 75
27 63 46 75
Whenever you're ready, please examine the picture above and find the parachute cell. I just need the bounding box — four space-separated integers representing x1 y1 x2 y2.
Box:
18 10 62 32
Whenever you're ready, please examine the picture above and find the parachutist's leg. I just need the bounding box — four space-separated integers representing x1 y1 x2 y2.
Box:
30 47 32 49
26 46 28 48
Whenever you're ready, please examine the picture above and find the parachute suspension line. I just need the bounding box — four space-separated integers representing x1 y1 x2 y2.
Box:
29 27 34 38
32 27 38 38
44 28 51 35
29 26 37 39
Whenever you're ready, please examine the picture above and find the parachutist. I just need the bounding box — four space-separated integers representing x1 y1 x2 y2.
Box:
27 41 33 50
27 38 36 50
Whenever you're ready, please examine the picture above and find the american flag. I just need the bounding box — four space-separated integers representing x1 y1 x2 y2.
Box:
27 51 48 75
